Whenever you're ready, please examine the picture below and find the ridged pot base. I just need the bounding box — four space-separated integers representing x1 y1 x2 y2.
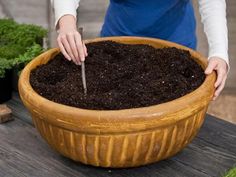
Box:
32 107 207 167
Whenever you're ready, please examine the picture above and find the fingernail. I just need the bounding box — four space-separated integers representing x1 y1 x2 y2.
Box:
73 60 78 65
81 57 85 62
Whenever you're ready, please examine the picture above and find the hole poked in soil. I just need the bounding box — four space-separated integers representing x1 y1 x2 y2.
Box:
30 41 205 110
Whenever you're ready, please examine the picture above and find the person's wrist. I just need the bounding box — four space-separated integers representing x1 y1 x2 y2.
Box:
208 56 229 73
58 15 77 31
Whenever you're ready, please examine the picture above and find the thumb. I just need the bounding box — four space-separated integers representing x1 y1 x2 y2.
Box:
205 60 217 75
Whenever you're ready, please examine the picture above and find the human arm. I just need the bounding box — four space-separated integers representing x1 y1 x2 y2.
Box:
51 0 87 65
198 0 229 100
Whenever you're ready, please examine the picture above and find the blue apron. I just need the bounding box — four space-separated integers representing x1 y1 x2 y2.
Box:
101 0 197 49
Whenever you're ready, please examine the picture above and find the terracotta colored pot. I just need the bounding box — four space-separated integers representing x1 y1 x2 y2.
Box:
18 37 216 168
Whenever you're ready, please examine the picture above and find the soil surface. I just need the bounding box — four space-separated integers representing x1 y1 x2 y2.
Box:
30 41 205 110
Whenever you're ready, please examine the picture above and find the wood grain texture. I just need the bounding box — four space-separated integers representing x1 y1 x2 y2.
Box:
18 37 216 167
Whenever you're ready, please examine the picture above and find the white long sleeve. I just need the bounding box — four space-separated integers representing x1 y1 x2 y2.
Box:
198 0 229 66
51 0 80 27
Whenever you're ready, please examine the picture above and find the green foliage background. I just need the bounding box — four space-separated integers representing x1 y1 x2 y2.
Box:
223 167 236 177
0 19 47 78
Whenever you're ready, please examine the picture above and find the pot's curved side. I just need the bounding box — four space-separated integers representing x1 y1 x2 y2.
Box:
31 106 207 168
19 37 216 167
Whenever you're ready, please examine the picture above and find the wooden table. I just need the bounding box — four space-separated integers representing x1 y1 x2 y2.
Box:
1 93 236 177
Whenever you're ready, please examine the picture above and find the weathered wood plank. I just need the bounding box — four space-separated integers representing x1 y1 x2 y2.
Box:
0 118 89 177
7 93 32 125
173 143 235 177
0 160 28 177
196 115 236 154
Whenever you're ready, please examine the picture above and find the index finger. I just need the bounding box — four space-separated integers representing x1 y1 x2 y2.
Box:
75 33 85 62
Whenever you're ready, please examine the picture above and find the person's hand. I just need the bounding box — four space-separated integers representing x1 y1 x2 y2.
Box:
205 57 228 100
57 15 88 65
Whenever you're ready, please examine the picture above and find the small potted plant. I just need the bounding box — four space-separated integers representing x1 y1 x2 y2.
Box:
0 19 47 102
12 43 44 91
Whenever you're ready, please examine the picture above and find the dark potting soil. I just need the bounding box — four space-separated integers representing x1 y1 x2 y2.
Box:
30 41 205 110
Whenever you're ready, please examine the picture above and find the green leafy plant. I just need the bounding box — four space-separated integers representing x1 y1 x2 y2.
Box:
223 167 236 177
0 19 17 36
14 43 44 76
0 19 47 78
14 43 44 66
0 58 11 78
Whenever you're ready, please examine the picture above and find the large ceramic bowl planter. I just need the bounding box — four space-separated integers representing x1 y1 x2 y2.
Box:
19 37 216 168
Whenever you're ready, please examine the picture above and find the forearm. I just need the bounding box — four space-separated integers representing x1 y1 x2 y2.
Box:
51 0 86 65
198 0 229 67
58 15 77 31
51 0 80 28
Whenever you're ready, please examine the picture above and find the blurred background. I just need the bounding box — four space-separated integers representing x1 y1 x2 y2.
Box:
0 0 235 123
